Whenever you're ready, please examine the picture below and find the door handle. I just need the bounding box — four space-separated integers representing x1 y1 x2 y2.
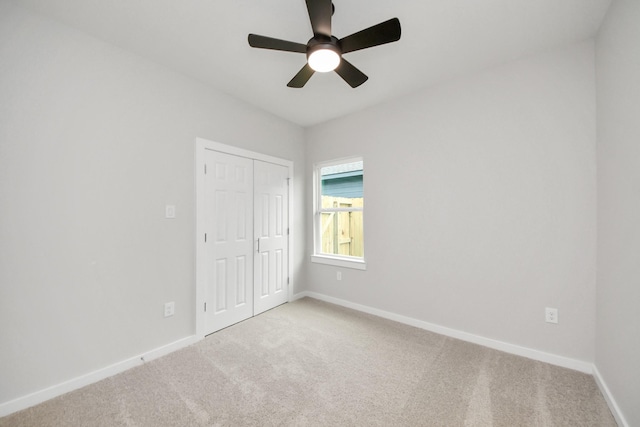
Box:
257 237 260 253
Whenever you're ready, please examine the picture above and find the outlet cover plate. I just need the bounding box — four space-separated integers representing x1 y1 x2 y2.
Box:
545 307 558 324
164 301 175 317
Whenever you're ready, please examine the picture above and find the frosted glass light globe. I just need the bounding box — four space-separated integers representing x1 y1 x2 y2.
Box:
308 49 341 72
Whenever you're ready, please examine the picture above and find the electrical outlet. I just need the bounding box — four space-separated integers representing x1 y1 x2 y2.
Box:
164 301 175 317
545 307 558 324
337 271 342 281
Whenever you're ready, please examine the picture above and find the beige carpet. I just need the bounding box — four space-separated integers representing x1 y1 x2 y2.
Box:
0 298 616 426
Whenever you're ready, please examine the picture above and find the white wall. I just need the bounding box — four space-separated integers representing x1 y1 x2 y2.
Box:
0 1 305 406
6 0 632 419
596 1 640 425
306 42 597 363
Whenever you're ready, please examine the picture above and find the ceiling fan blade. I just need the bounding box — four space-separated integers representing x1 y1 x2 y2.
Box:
339 18 401 54
287 64 316 88
306 0 332 37
334 58 368 88
248 34 307 53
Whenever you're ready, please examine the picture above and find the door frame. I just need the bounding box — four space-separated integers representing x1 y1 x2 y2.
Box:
195 137 294 338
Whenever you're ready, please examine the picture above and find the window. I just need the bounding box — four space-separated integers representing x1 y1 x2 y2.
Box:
312 158 365 270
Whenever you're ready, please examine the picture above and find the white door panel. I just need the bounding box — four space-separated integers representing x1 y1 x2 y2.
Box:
199 141 290 336
254 160 289 315
205 150 254 334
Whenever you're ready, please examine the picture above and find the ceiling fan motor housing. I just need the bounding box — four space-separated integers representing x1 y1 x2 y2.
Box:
307 36 341 57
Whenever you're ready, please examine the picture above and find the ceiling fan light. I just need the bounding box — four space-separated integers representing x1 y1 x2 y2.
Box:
308 48 341 72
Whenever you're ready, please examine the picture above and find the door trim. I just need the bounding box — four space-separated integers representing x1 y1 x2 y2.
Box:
195 138 294 338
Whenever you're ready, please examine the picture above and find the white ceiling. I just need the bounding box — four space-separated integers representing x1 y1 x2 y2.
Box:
11 0 612 127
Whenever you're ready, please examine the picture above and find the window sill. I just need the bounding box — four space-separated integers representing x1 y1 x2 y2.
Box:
311 255 367 270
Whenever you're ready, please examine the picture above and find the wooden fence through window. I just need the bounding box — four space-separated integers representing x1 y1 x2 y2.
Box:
320 196 364 257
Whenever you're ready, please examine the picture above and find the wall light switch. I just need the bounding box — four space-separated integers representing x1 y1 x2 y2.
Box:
165 205 176 219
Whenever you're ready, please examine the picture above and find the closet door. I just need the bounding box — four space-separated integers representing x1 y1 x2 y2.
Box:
254 160 289 315
204 150 254 334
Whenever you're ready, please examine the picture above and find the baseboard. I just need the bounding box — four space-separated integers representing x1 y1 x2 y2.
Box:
593 365 629 427
0 335 201 418
291 291 310 302
297 291 593 374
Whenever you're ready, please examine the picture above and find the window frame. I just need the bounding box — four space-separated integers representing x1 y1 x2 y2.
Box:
311 157 366 270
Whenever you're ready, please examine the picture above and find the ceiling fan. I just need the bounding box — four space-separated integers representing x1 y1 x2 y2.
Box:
248 0 401 88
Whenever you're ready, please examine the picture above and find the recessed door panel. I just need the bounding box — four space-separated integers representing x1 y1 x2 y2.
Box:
275 195 283 236
261 252 269 297
275 249 283 292
215 259 227 313
236 256 247 306
215 191 227 242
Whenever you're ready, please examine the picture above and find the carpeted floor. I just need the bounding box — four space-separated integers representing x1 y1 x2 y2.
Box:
0 298 616 426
